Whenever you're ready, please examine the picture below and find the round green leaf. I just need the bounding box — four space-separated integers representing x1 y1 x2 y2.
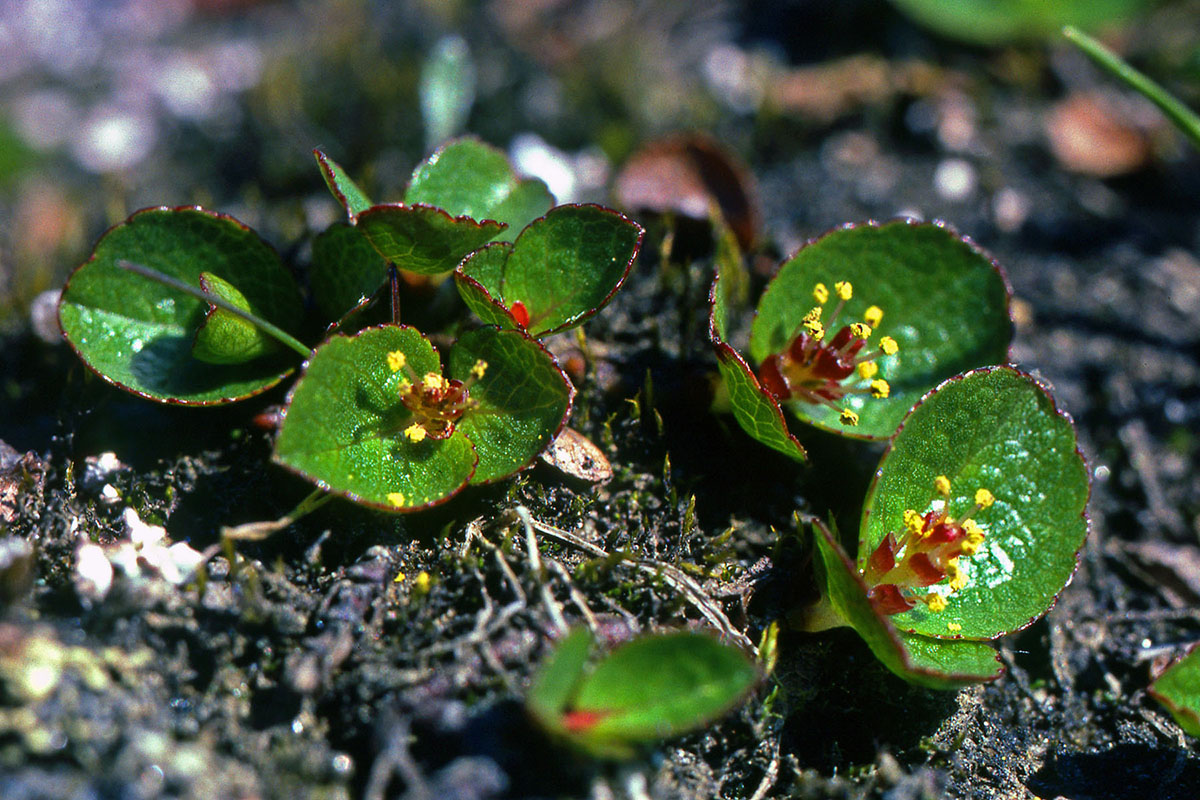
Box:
314 149 374 219
448 326 573 484
709 264 807 463
405 137 553 236
1150 645 1200 738
310 222 389 322
192 272 281 364
812 520 1004 689
860 366 1089 640
273 325 477 511
889 0 1143 45
455 205 643 337
58 207 303 404
568 631 759 758
748 221 1012 440
356 204 505 276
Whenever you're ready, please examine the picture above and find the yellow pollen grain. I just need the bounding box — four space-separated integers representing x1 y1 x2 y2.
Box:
879 336 898 355
387 350 407 372
423 372 448 391
975 488 995 508
393 571 406 583
850 322 871 339
947 622 962 632
414 571 432 593
903 509 924 534
471 359 488 379
870 378 890 398
812 283 829 304
864 305 883 327
934 475 951 496
387 492 406 508
404 423 428 443
925 593 948 613
857 361 878 379
839 408 859 425
950 573 967 592
803 306 823 323
834 281 852 301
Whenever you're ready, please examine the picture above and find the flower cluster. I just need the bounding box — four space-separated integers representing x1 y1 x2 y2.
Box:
757 281 897 426
862 476 994 617
386 349 487 443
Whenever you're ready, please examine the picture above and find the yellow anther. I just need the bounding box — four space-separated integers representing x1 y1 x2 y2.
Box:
812 283 829 304
413 571 432 593
839 408 859 425
803 319 825 339
423 372 448 392
803 306 823 323
834 281 852 301
947 622 962 632
387 492 406 508
870 378 890 399
471 359 488 379
850 322 872 339
963 518 984 543
857 361 878 379
404 423 428 443
974 488 995 509
925 593 948 613
387 350 407 372
946 559 967 592
960 539 981 557
397 378 412 395
864 305 883 327
903 509 924 534
934 475 951 496
879 336 898 355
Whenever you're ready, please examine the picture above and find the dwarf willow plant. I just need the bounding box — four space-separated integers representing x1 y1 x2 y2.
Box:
58 138 643 511
527 628 759 758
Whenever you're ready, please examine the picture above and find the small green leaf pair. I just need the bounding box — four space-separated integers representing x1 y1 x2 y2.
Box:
57 138 643 512
799 366 1090 687
527 628 759 758
711 220 1013 458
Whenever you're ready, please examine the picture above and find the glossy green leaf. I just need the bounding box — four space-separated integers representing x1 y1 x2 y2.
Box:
273 325 477 511
191 272 280 364
889 0 1143 45
811 521 1003 689
449 326 573 484
861 366 1089 640
709 248 806 463
527 628 593 732
310 222 389 322
405 137 553 236
454 244 522 328
314 149 373 219
749 221 1011 440
455 205 643 337
58 207 303 404
529 629 759 758
356 204 505 276
1150 645 1200 738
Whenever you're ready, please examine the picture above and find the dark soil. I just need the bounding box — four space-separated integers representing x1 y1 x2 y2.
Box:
2 2 1200 799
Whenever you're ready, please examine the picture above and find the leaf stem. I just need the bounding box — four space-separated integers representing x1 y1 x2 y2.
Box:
221 488 334 541
1063 25 1200 151
116 260 313 359
389 264 402 325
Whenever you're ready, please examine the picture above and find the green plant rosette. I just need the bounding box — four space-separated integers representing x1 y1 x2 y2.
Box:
455 204 644 337
746 220 1012 441
273 324 572 511
528 628 759 759
859 366 1090 640
58 206 303 405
